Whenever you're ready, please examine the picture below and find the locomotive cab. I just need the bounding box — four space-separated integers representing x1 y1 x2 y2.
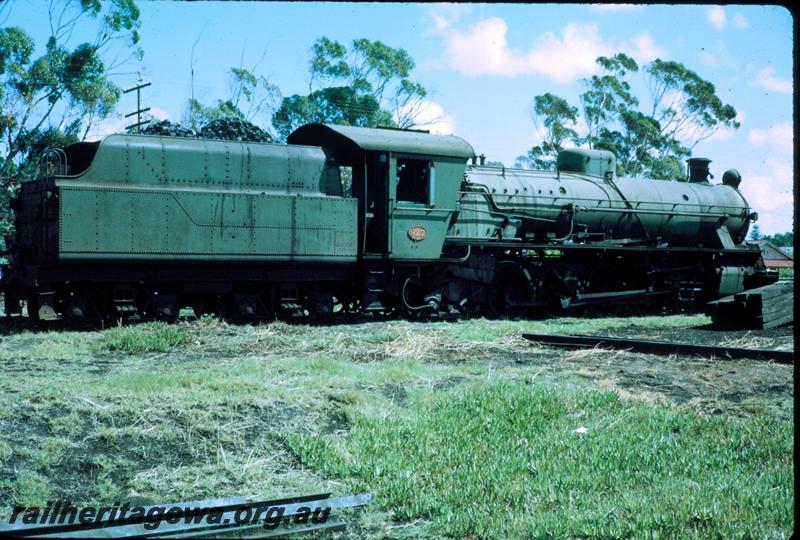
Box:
288 123 474 260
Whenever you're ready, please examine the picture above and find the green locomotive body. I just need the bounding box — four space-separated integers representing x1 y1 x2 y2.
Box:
1 123 776 322
453 149 752 248
18 133 357 263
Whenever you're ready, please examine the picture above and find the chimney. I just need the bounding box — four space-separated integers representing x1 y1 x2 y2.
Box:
687 157 712 183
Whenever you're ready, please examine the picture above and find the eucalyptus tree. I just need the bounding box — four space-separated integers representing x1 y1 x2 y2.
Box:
184 65 281 132
514 93 579 170
0 0 141 234
272 37 434 141
516 53 739 179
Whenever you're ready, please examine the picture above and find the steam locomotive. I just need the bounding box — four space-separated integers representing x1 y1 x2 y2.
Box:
0 123 776 321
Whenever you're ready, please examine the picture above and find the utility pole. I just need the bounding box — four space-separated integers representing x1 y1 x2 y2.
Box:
124 73 152 133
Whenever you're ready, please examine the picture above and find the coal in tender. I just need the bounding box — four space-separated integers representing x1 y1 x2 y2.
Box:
199 118 273 143
140 120 197 138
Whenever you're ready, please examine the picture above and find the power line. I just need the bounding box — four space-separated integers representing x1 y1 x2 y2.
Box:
123 74 152 133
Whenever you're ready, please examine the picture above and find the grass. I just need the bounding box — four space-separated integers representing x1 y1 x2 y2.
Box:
101 322 189 353
0 313 792 538
0 313 710 361
284 379 793 538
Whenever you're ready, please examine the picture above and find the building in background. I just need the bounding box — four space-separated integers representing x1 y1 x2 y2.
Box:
751 240 793 270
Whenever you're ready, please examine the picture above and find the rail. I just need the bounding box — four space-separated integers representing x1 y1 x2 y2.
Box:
522 333 793 364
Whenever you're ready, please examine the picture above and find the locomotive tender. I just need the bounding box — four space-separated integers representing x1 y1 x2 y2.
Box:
0 123 776 321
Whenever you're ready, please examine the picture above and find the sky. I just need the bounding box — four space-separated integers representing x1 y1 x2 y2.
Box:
5 2 794 234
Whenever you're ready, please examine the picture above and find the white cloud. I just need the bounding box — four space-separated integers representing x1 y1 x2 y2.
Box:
437 18 668 82
83 114 127 141
750 66 792 94
732 14 750 29
706 110 745 142
150 107 171 121
747 122 793 153
589 4 642 12
83 107 172 141
629 34 669 63
442 17 531 78
525 23 617 83
740 156 794 234
399 100 456 135
706 6 727 30
428 4 471 32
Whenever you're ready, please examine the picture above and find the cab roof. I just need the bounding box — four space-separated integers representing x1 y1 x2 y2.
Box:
288 123 474 159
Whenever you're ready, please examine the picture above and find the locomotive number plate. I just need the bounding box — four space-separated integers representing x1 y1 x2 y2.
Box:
408 226 427 241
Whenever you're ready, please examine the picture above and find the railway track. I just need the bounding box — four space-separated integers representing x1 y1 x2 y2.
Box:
522 333 794 364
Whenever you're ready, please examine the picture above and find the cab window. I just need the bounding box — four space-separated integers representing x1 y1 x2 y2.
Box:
396 158 431 205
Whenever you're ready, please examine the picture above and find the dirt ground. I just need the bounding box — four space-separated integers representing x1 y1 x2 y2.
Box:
607 323 794 350
498 323 794 419
0 311 793 421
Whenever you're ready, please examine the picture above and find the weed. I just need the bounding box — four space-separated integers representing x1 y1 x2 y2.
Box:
100 323 188 353
11 471 51 508
284 378 793 538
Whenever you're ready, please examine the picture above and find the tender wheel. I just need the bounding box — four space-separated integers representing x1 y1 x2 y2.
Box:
153 293 180 322
84 287 114 321
25 292 41 323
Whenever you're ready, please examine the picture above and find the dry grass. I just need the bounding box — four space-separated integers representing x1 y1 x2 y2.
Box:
175 317 531 363
0 313 792 538
719 334 787 350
